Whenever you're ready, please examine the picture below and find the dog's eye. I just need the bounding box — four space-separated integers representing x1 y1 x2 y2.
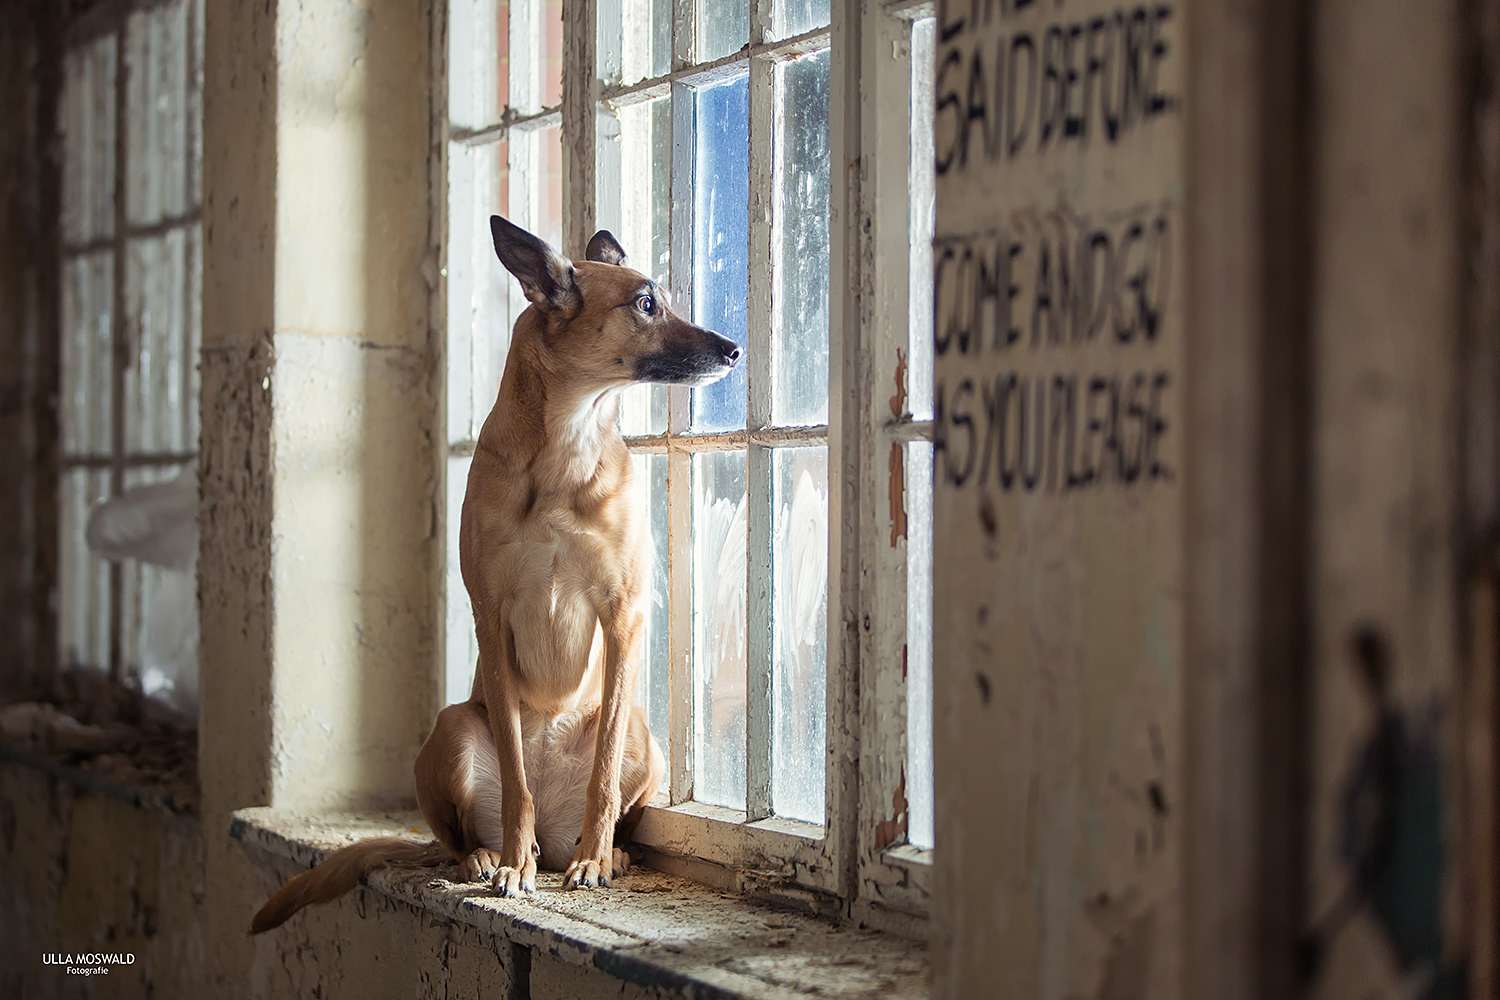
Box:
635 295 655 315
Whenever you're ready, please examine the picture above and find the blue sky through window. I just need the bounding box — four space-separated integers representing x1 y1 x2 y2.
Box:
691 74 749 433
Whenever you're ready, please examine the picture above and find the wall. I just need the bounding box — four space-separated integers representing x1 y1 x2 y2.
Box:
930 1 1485 998
0 0 58 697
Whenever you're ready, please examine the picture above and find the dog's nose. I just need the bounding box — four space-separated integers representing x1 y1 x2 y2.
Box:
710 332 741 367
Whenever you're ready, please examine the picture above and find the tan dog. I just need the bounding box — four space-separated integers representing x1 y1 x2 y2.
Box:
251 217 740 931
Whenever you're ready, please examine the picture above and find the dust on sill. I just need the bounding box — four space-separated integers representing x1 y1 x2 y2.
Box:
232 807 928 1000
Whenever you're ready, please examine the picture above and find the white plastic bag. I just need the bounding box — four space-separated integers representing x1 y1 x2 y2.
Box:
85 470 199 716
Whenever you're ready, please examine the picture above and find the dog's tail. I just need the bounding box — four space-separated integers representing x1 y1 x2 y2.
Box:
250 837 450 934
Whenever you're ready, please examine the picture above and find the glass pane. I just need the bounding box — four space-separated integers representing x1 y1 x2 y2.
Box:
778 0 830 39
125 230 191 455
617 0 672 86
449 0 506 129
447 127 561 444
771 445 828 823
125 0 190 227
692 75 749 432
59 468 112 673
772 49 830 428
185 224 203 451
614 96 671 437
61 251 114 457
61 36 117 246
693 449 747 810
631 453 671 791
906 441 935 849
448 139 516 444
119 464 198 715
909 17 937 422
446 455 477 704
698 0 748 63
541 0 564 109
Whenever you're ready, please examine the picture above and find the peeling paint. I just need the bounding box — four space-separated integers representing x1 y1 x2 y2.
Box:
889 441 907 547
873 770 908 850
889 348 908 418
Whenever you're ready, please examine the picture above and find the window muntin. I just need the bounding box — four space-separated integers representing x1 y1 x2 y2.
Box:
57 0 203 689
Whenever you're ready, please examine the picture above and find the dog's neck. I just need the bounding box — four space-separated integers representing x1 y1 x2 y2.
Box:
542 383 622 478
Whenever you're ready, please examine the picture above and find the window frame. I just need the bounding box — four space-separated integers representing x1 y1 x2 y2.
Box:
440 0 935 922
55 0 203 687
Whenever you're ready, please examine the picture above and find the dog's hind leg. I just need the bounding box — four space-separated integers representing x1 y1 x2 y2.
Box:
415 700 512 884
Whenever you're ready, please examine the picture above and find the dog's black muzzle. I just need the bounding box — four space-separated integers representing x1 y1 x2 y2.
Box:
634 326 742 386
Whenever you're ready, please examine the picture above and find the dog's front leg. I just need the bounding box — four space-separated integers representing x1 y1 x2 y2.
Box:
565 608 643 889
477 619 538 896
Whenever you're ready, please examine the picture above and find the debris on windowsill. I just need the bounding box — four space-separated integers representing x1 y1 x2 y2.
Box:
0 676 197 813
234 807 929 999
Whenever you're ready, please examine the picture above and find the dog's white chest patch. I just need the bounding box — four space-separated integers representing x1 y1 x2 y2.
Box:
507 528 604 699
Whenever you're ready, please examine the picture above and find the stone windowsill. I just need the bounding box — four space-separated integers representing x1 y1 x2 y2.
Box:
231 807 928 1000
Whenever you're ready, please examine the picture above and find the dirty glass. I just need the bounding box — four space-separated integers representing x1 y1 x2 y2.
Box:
60 252 114 457
698 0 748 63
446 455 477 704
124 231 194 455
616 0 672 86
691 75 749 433
773 49 830 428
449 0 504 129
908 16 936 422
777 0 830 39
61 36 117 246
693 449 748 810
125 0 191 227
632 453 671 791
906 440 935 849
59 470 112 672
615 96 672 437
771 446 828 824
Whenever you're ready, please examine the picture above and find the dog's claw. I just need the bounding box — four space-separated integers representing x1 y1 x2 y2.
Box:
458 848 503 883
492 866 529 897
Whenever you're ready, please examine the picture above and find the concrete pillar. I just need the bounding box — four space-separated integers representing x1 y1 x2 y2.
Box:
200 0 439 976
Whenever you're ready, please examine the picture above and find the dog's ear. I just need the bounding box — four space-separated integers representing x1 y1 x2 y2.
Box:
490 215 581 316
585 230 628 267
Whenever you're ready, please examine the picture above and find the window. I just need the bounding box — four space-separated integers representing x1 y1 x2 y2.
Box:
443 0 934 920
57 0 203 697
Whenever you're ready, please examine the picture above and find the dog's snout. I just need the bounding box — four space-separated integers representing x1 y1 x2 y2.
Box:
713 333 742 367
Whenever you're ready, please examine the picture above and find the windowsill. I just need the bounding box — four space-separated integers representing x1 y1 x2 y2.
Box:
0 698 197 814
231 807 929 999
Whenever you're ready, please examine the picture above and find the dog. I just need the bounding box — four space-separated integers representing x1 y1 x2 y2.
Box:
250 217 740 931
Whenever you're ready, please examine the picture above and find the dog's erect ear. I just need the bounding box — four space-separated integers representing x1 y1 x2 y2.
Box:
490 215 581 316
584 230 628 267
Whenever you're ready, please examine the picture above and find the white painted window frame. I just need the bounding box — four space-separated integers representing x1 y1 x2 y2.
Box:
442 0 935 922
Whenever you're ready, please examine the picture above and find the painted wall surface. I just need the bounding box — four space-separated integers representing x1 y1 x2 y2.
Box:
1304 1 1467 997
929 4 1187 998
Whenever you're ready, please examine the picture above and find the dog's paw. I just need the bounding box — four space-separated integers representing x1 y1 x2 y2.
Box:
565 848 629 890
458 848 503 883
491 860 536 898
